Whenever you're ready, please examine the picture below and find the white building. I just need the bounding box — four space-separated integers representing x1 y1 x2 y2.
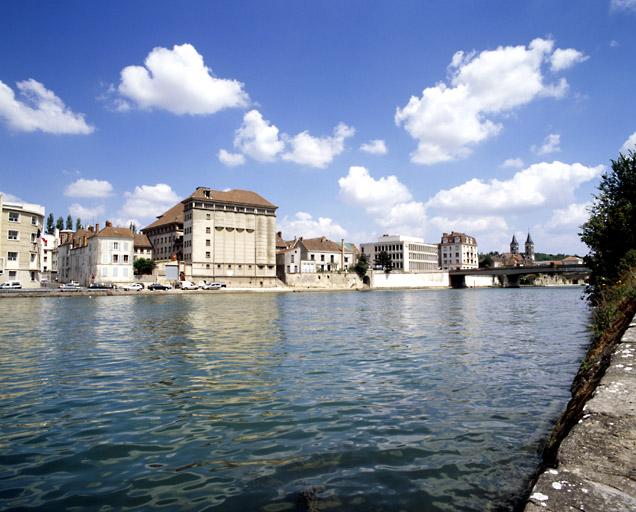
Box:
181 187 278 287
133 233 153 261
360 235 439 272
277 236 358 274
439 231 478 270
41 230 60 281
0 194 45 288
58 222 135 286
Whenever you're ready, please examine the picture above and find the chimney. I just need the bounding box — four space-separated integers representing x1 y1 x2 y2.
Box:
105 220 112 228
88 225 94 232
95 223 100 232
277 231 282 238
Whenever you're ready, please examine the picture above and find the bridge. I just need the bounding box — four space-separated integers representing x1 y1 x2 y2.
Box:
449 264 590 288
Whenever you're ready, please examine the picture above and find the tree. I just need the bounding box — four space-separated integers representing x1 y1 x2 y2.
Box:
56 216 64 231
75 218 82 231
581 151 636 302
479 253 494 269
352 253 369 279
375 250 393 273
134 258 156 275
65 214 73 230
46 213 55 234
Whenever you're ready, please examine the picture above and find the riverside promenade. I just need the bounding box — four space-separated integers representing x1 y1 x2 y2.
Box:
525 315 636 511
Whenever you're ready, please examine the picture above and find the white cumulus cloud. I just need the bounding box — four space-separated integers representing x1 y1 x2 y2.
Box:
279 211 347 239
532 133 561 155
68 203 105 220
360 139 388 155
218 149 245 167
122 184 180 219
611 0 636 12
64 178 113 198
427 161 603 214
550 48 588 71
338 166 426 236
233 110 284 162
501 158 525 169
0 79 94 134
620 131 636 154
395 38 580 165
118 43 249 115
283 123 355 168
546 202 591 230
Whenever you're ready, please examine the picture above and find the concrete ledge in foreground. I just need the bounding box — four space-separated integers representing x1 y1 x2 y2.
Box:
525 316 636 511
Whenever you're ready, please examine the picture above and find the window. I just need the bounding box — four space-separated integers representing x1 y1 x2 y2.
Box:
310 254 315 261
206 251 211 258
112 267 118 277
30 254 36 262
8 252 17 261
31 216 37 225
8 212 18 222
330 255 335 263
8 230 18 240
31 233 37 243
206 214 211 220
113 242 119 250
123 255 129 263
206 239 211 246
291 255 295 263
113 254 119 263
206 264 210 269
31 271 36 281
206 227 211 234
9 271 16 278
321 255 325 261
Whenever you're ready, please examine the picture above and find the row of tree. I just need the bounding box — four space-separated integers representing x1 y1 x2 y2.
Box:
45 213 82 234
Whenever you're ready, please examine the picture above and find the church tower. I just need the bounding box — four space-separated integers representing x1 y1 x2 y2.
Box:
510 234 519 255
525 232 535 263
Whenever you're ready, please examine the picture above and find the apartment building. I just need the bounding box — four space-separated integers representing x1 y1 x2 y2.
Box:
141 202 183 262
133 233 153 260
58 222 134 285
41 231 59 281
360 234 439 272
277 235 358 274
0 194 45 287
181 187 278 286
439 231 478 270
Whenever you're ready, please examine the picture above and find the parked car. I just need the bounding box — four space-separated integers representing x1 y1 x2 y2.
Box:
0 281 22 289
122 283 144 291
148 283 172 291
89 282 117 289
60 282 81 291
179 280 199 290
197 281 220 290
208 282 227 289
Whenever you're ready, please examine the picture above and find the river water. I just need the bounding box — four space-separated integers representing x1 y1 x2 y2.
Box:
0 288 589 511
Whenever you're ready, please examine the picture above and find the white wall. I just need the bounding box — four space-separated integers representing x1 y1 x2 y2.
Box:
370 270 449 288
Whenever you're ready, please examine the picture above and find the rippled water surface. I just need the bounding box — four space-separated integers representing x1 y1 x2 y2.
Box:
0 288 589 511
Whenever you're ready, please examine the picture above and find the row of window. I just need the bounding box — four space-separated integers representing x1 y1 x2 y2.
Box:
7 212 40 226
7 231 39 242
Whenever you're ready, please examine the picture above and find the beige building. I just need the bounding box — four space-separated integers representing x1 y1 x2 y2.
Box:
0 194 45 287
360 234 439 272
141 202 183 262
277 235 358 274
439 231 478 270
182 187 278 286
58 222 135 286
133 233 153 261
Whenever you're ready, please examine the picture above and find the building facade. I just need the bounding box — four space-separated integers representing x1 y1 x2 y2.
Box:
0 194 45 287
361 234 439 272
41 230 59 282
439 231 478 270
58 222 135 286
276 236 358 274
494 233 536 267
133 233 153 261
141 203 183 262
181 187 278 286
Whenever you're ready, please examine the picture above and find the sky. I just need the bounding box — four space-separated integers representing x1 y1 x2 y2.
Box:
1 0 635 255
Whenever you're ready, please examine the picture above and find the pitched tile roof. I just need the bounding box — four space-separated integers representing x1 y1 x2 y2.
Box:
186 187 277 208
300 237 344 253
133 233 152 248
142 202 184 231
96 226 134 239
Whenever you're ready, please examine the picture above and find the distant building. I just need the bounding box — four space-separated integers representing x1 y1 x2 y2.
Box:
58 221 134 286
141 202 184 262
276 235 358 274
181 187 278 286
494 233 535 267
133 233 153 261
439 232 478 270
0 194 45 287
361 234 439 272
41 230 60 281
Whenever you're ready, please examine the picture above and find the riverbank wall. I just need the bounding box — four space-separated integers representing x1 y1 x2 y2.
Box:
524 309 636 511
283 272 362 289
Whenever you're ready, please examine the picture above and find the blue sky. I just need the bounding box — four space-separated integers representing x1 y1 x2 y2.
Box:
1 0 635 254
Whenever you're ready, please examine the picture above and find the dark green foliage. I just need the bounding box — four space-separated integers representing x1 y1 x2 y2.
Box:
46 213 55 234
479 253 494 268
375 250 393 273
65 214 73 230
133 258 156 275
55 216 64 231
352 253 369 278
75 218 82 231
581 151 636 302
534 252 571 261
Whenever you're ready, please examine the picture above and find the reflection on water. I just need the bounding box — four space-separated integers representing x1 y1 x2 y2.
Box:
0 288 589 511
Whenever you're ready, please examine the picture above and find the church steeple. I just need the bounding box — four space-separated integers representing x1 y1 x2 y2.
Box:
510 234 519 255
525 232 535 262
